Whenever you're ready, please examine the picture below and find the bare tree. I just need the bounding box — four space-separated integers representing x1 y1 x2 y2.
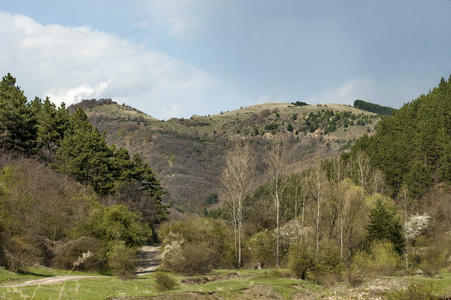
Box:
352 151 373 191
308 168 327 253
220 141 255 268
265 138 290 268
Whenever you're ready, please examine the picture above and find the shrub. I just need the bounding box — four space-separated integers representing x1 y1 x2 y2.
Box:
162 240 215 275
417 246 448 277
107 242 138 280
153 271 178 292
288 239 342 283
53 237 103 271
159 217 234 274
247 229 276 267
352 240 401 275
288 240 316 280
385 283 438 300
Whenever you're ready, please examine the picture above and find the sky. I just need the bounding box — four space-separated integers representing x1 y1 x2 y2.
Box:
1 0 451 120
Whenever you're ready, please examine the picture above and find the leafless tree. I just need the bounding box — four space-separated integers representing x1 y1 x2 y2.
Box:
220 141 255 268
265 138 290 268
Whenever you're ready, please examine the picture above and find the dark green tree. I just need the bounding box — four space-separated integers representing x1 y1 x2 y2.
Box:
36 97 70 157
54 108 114 195
0 73 37 153
366 198 404 254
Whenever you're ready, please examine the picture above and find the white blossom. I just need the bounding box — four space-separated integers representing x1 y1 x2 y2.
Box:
404 213 430 240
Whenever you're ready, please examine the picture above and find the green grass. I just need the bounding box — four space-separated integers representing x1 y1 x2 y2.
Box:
2 267 451 299
402 271 451 295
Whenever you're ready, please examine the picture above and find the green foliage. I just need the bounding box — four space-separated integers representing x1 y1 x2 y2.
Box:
0 73 37 153
265 122 278 131
352 240 402 275
159 217 234 275
291 101 308 106
354 99 395 116
205 192 219 205
351 76 451 198
107 242 138 280
366 197 404 254
35 97 69 156
53 108 115 195
52 237 103 271
288 240 317 279
0 158 95 271
417 245 449 277
153 270 178 291
247 229 276 266
288 239 342 281
77 203 152 249
385 283 438 300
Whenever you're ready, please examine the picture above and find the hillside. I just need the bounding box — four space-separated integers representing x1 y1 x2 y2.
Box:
352 76 451 198
74 100 380 213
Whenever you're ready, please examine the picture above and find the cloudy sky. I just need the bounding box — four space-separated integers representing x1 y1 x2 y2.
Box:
1 0 451 119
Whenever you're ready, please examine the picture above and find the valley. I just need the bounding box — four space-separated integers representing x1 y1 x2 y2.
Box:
76 100 379 214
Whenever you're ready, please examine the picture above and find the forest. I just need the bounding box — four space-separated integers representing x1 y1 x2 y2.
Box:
354 99 395 116
0 73 167 279
1 72 451 291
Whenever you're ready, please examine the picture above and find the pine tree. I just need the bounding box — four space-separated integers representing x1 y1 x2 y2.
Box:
54 108 114 195
0 73 37 153
366 198 404 254
36 97 69 157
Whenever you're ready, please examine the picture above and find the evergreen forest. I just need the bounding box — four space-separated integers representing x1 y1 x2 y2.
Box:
354 99 395 116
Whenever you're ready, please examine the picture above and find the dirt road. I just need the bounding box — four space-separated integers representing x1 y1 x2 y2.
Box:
136 244 162 275
2 275 105 288
1 245 162 287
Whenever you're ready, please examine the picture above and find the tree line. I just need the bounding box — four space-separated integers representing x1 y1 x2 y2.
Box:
0 73 167 279
353 99 395 116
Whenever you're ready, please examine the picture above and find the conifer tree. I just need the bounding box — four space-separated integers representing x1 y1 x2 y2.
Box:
54 108 114 195
366 198 404 254
0 73 37 153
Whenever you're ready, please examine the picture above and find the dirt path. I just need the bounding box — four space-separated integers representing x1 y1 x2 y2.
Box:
136 244 162 275
2 275 105 288
1 245 162 287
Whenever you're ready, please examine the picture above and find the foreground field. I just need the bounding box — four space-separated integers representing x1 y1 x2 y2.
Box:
1 267 451 299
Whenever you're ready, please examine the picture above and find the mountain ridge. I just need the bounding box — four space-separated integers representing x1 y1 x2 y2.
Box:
71 100 380 214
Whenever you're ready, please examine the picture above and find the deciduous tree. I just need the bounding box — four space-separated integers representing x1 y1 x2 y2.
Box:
220 142 255 268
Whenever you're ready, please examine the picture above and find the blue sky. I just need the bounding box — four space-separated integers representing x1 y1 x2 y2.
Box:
1 0 451 119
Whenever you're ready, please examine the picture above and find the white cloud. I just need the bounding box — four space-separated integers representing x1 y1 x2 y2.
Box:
0 11 219 119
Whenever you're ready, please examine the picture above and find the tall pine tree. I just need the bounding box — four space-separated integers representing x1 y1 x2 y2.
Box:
0 73 37 153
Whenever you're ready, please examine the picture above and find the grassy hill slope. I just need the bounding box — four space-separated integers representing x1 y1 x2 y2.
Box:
73 100 379 214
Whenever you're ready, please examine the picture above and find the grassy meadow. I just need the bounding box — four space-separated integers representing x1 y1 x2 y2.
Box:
2 267 451 299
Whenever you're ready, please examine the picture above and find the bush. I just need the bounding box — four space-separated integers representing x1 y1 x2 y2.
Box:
417 246 448 277
162 240 215 275
247 229 276 267
288 240 316 280
288 239 342 283
159 217 234 274
53 237 103 271
107 242 138 280
385 283 438 300
352 240 401 275
153 271 178 292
